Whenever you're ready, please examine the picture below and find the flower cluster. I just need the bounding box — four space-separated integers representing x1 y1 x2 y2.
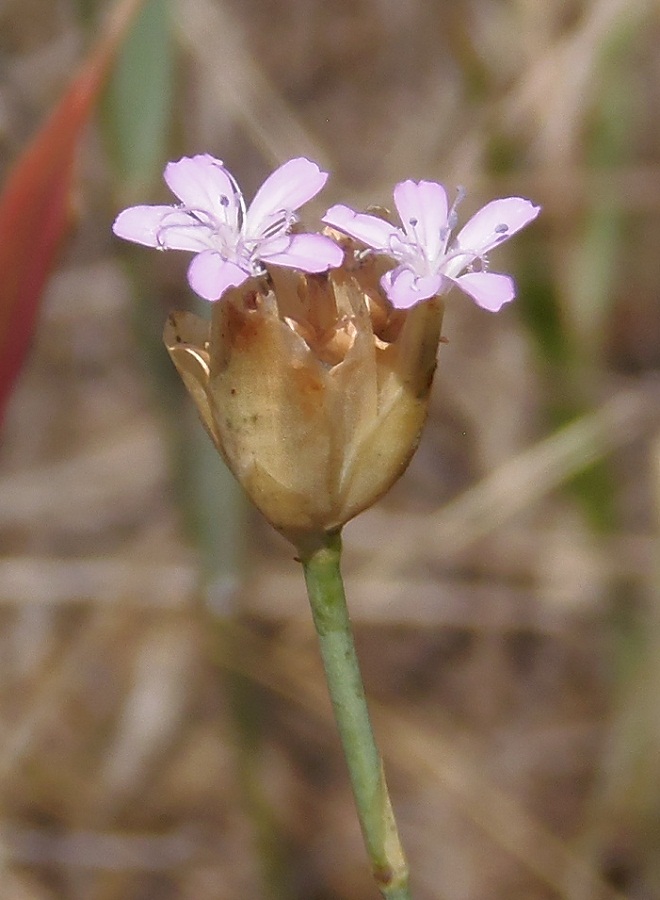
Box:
113 154 539 312
113 154 539 547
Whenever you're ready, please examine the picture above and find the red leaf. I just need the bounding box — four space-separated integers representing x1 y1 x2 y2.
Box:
0 0 145 426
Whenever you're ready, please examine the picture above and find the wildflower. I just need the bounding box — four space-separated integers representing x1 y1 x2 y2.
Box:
114 159 540 549
113 154 343 302
323 180 540 312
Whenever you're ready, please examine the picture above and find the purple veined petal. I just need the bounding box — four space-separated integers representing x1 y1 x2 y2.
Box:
259 232 344 273
455 197 540 255
381 266 443 309
245 158 329 239
187 250 249 302
323 204 401 253
453 271 515 312
164 155 241 228
113 205 216 252
392 180 449 260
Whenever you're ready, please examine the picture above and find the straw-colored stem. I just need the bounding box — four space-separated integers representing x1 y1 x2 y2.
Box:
301 531 411 900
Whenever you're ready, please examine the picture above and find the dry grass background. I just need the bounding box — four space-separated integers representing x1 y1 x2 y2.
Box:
1 0 660 898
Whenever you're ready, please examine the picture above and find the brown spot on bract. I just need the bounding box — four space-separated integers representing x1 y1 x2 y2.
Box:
224 302 265 352
291 364 323 395
290 363 326 418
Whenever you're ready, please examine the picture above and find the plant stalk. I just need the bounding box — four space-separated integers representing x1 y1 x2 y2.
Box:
300 530 411 900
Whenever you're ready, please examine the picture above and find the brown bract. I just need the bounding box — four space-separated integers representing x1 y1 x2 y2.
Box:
163 250 444 553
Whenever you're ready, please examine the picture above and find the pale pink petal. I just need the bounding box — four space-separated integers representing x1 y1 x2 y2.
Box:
245 158 328 238
322 204 400 253
455 197 540 255
187 251 248 302
259 233 344 272
393 180 449 259
382 266 443 309
113 205 216 252
164 155 240 226
453 271 515 312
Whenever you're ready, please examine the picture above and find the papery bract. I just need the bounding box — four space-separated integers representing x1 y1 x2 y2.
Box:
113 155 343 302
323 181 540 312
164 262 443 553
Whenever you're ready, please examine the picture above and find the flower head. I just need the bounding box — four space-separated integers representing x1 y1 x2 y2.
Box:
323 181 540 311
164 262 443 553
113 155 343 302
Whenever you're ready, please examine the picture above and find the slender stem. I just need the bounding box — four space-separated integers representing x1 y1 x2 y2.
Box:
300 531 412 900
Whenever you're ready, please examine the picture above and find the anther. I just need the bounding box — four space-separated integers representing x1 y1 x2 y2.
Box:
447 186 466 231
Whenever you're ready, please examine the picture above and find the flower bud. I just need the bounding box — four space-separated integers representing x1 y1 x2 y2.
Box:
164 251 444 552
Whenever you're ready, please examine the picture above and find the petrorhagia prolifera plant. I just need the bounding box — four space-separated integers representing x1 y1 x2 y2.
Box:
113 153 539 899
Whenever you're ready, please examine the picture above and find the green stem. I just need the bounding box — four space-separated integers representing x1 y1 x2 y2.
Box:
301 531 411 900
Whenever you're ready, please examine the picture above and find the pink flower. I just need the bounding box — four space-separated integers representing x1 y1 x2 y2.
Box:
113 155 343 302
323 181 540 311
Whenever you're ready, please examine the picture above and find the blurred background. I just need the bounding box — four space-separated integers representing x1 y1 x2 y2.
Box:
1 0 659 897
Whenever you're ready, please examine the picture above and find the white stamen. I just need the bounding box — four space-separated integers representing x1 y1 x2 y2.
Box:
220 164 247 225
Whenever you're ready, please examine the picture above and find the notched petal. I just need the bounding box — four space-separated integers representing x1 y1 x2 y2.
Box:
260 233 344 272
323 205 400 253
382 267 442 309
187 252 248 302
164 154 240 225
392 179 449 258
453 271 515 311
246 157 328 237
113 206 178 248
455 197 540 254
